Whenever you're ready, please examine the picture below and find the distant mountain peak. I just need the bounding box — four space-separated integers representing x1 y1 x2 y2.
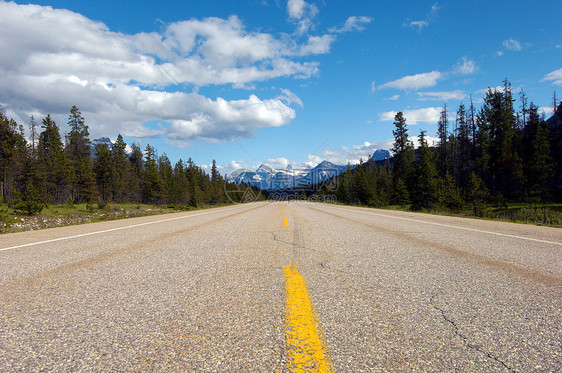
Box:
372 149 390 161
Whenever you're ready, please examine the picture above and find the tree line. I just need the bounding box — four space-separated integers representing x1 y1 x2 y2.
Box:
0 105 257 211
325 80 561 213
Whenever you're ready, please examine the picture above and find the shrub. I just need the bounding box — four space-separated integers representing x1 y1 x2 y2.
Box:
14 184 43 216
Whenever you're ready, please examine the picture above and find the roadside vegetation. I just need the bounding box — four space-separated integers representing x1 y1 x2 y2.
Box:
0 201 237 234
308 80 562 227
0 105 262 234
375 202 562 227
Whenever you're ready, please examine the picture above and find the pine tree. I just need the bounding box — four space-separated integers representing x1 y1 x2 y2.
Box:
14 183 43 215
456 104 471 187
29 116 38 156
141 144 163 203
410 130 439 210
528 120 554 200
466 172 488 216
171 159 190 204
127 143 143 202
37 115 69 204
158 154 173 203
437 104 448 177
351 162 376 205
211 160 219 182
66 106 97 202
391 112 414 186
439 173 463 212
0 112 28 201
93 143 112 201
336 166 352 204
478 81 524 199
111 134 128 202
391 177 410 206
468 95 477 165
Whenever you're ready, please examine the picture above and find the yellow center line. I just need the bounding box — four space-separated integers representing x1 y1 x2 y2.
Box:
284 263 334 372
283 216 289 227
282 209 285 213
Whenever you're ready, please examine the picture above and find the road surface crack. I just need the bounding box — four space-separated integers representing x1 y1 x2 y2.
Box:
430 294 515 372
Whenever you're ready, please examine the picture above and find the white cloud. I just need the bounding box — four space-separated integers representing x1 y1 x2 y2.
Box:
277 89 304 108
477 85 510 95
403 2 439 32
542 68 562 85
404 20 428 31
411 134 438 148
294 34 335 56
503 38 522 51
287 0 319 34
539 107 554 116
329 16 372 33
453 57 477 75
379 107 441 125
417 90 466 101
387 94 400 101
0 2 336 144
382 71 443 90
308 139 394 165
166 94 295 144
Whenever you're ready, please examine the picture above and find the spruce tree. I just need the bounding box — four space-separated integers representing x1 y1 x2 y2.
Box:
456 104 471 187
437 104 448 177
141 144 163 203
37 115 69 204
93 143 112 201
111 134 128 202
66 106 97 202
410 130 439 210
391 112 414 186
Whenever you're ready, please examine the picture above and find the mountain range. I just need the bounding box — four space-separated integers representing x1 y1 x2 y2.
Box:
231 149 390 190
89 138 391 190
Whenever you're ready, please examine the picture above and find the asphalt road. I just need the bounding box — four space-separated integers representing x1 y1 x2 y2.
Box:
1 201 560 372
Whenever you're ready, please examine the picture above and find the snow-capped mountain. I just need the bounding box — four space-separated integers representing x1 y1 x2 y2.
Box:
230 148 391 190
372 149 390 161
297 161 347 187
90 137 113 157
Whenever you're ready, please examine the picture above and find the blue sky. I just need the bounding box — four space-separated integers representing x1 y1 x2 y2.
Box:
1 0 561 174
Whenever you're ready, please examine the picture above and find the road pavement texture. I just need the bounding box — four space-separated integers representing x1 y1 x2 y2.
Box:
1 201 560 371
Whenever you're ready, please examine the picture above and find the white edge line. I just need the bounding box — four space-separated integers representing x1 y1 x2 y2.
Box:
0 205 252 253
319 205 562 246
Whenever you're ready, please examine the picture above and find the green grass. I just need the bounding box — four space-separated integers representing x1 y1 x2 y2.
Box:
386 203 562 227
0 201 236 234
318 199 562 228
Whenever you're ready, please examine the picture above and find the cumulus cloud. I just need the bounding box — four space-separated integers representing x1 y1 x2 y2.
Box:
329 16 373 33
382 71 443 90
503 38 522 51
0 2 335 144
307 140 394 166
379 107 441 125
165 94 296 145
294 34 335 56
387 94 400 101
416 90 466 101
287 0 319 34
542 67 562 85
